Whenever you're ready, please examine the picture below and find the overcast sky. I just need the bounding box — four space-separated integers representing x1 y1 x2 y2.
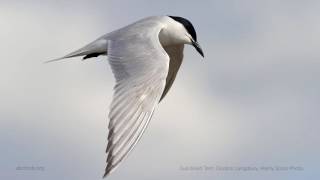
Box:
0 1 319 180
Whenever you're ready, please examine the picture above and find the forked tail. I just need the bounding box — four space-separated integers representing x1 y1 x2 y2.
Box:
45 38 108 63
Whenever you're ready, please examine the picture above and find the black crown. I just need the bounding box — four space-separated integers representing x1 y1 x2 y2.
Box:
168 16 197 41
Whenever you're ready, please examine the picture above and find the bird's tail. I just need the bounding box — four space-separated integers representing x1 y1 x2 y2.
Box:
45 38 108 63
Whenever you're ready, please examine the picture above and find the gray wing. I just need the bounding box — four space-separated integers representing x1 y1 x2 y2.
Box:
104 26 169 177
160 45 184 101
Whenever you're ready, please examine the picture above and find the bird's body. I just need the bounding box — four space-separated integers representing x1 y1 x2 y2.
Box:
48 15 203 177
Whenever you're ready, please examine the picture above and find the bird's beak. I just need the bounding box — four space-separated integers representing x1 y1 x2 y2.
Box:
191 40 204 58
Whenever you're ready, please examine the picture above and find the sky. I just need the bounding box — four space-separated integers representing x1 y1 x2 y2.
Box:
0 0 319 180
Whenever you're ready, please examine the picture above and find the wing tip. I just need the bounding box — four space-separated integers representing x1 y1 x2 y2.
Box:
43 57 66 64
102 170 109 178
103 163 116 178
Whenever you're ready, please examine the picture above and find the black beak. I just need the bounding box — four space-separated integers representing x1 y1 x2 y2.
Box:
192 40 204 58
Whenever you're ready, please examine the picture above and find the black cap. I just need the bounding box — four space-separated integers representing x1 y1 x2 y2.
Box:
168 16 197 42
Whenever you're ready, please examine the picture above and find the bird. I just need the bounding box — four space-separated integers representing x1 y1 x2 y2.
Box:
47 15 204 178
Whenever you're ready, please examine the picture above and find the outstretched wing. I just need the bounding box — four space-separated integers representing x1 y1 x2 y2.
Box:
104 25 169 177
160 45 184 101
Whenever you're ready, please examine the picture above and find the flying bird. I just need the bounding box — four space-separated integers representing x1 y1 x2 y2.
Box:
48 15 204 177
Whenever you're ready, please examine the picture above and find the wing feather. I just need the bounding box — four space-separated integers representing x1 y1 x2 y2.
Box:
160 45 184 101
103 21 169 177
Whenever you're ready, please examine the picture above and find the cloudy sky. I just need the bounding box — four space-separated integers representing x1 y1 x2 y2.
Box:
0 0 319 180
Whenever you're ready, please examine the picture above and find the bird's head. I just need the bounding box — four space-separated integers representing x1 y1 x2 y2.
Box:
168 16 204 57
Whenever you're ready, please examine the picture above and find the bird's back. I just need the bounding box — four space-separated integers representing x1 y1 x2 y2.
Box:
102 16 169 41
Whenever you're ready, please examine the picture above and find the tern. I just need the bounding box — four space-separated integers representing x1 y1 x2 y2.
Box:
48 15 204 177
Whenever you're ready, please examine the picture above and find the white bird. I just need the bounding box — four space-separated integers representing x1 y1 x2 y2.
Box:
47 15 204 177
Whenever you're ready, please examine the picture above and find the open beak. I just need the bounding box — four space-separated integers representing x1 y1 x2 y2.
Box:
192 40 204 58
